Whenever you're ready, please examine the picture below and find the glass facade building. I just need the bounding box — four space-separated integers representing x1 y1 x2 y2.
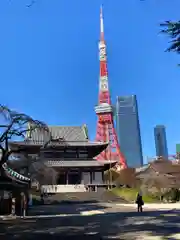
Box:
176 144 180 153
154 125 168 159
115 95 143 168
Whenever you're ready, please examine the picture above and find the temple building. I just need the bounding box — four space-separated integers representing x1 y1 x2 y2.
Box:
135 157 180 189
9 125 117 193
0 161 30 215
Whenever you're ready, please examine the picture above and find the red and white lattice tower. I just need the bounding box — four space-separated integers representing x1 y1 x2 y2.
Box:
95 6 127 169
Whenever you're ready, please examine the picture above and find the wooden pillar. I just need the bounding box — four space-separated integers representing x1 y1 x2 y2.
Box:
101 170 104 183
66 171 69 185
22 193 27 218
90 171 92 184
79 169 82 184
23 152 30 177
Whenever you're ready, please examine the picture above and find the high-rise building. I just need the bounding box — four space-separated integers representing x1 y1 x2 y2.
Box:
176 144 180 154
176 144 180 161
115 95 143 168
154 125 168 159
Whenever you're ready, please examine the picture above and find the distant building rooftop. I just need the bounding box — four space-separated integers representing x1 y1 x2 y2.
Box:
154 125 165 129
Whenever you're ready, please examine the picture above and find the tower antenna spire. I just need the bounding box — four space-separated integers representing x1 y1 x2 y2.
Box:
95 6 127 170
100 5 104 41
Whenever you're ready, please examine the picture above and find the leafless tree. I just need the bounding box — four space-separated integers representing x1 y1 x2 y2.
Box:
0 105 59 185
0 105 49 167
29 160 58 186
137 171 180 197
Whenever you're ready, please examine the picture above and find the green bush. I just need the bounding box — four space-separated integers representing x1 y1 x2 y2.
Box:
163 188 180 202
104 169 120 183
110 187 159 203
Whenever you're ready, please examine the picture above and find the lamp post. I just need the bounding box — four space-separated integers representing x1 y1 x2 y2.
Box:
110 160 112 189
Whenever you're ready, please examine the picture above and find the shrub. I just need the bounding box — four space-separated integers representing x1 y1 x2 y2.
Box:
104 168 136 187
110 187 159 203
163 188 180 202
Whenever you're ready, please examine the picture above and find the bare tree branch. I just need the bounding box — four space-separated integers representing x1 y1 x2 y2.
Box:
29 159 58 185
0 105 59 186
0 105 49 167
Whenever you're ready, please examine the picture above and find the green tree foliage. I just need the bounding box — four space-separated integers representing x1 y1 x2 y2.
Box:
160 21 180 54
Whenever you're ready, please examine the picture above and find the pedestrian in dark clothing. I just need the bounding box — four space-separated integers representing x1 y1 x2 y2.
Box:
136 193 144 212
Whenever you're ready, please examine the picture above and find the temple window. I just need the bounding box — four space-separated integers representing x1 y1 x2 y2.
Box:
42 151 65 158
65 149 77 158
78 150 88 159
28 154 39 160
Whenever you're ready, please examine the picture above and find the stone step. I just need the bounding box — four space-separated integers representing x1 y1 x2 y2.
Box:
101 191 128 203
42 190 128 204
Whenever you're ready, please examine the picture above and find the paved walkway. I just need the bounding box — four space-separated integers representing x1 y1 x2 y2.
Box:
1 203 180 220
1 202 180 220
1 203 180 239
116 203 180 210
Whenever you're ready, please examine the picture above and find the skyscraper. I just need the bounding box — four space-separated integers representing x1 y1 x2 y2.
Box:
154 125 168 159
115 95 143 168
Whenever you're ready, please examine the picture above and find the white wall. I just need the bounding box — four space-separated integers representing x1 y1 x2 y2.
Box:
92 172 103 184
81 172 90 184
81 172 103 185
41 184 86 193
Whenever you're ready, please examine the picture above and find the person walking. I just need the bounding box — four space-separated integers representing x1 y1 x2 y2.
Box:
136 193 144 212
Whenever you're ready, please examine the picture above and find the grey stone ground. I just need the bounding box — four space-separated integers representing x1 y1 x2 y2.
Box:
1 203 180 239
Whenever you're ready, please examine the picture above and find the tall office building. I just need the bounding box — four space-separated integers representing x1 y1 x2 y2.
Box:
154 125 168 159
115 95 143 168
176 144 180 154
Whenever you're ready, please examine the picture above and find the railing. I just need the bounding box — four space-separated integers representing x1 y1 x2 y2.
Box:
41 184 87 193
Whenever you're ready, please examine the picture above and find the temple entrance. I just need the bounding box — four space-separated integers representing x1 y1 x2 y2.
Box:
57 173 66 185
68 172 81 185
57 172 81 185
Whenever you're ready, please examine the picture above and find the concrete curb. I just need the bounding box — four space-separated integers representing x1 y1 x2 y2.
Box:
0 214 77 220
0 215 17 221
0 210 106 220
115 203 180 210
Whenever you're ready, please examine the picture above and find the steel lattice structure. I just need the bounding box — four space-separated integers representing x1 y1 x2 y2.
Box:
94 6 127 169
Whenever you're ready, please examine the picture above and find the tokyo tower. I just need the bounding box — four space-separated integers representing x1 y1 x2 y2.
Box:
95 6 127 169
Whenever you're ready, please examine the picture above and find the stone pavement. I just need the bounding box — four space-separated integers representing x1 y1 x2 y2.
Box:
1 203 180 239
116 203 180 211
1 202 179 220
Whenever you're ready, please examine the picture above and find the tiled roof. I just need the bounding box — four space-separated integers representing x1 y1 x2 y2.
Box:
29 125 88 142
136 160 180 180
135 164 150 173
2 163 30 183
136 167 157 179
0 153 30 184
9 125 109 150
150 160 180 174
10 140 108 147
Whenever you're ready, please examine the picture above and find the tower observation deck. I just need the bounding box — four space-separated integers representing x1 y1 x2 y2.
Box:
94 6 127 169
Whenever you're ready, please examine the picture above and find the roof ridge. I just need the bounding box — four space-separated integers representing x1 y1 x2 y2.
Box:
82 124 89 139
27 125 90 142
48 125 82 128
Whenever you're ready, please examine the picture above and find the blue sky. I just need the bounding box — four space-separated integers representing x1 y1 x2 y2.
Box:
0 0 180 162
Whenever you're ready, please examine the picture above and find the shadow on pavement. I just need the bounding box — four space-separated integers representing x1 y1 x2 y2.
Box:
1 209 180 239
28 203 108 216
